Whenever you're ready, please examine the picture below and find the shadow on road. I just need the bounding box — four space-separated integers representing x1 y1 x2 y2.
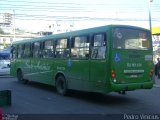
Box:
16 80 56 92
15 80 138 106
67 90 138 106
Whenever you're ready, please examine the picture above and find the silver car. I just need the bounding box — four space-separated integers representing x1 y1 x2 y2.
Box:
0 60 10 75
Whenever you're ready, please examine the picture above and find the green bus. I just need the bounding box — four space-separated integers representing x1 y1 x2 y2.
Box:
10 25 154 95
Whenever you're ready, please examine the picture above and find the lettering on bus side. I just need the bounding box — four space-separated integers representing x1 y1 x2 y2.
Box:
126 63 142 67
57 66 65 70
145 55 152 61
25 61 51 71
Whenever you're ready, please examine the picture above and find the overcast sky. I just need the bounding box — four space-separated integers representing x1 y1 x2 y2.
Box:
0 0 160 32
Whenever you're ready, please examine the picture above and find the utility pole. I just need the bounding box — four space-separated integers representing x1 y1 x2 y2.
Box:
13 10 16 42
148 0 153 33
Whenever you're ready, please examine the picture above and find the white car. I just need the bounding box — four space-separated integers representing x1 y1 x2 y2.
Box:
0 60 10 75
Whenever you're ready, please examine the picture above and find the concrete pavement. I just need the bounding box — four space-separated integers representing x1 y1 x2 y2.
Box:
153 75 160 87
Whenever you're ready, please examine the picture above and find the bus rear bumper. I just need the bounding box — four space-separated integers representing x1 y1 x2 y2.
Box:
111 81 154 92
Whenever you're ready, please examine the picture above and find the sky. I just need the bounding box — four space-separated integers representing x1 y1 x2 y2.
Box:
0 0 160 32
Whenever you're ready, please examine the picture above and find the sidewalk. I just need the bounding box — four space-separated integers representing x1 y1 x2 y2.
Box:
153 76 160 88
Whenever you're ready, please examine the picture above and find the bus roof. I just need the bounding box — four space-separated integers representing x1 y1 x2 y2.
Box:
12 25 150 45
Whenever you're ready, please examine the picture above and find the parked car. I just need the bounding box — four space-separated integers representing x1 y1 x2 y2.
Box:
0 60 10 75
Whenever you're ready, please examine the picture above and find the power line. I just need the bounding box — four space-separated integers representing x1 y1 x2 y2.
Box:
0 0 151 10
0 6 151 14
2 0 158 15
0 0 145 6
14 15 159 21
0 3 149 9
0 0 159 26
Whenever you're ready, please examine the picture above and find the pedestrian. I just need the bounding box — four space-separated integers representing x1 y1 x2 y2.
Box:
0 108 2 120
155 58 160 78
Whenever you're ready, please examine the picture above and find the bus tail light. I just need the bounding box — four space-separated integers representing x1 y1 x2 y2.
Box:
149 69 154 77
112 69 116 78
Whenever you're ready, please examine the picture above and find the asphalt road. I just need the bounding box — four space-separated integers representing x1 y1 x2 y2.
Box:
0 76 160 115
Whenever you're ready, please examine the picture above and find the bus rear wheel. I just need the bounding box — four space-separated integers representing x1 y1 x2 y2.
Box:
118 91 126 95
56 75 67 95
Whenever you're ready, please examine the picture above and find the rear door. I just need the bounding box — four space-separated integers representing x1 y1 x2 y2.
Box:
67 35 90 90
90 33 107 91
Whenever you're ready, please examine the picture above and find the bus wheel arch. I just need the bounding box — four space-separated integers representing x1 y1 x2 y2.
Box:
118 91 126 95
17 68 23 81
55 73 68 96
17 68 28 84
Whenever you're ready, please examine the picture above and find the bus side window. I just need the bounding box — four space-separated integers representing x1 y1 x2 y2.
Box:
17 44 24 58
24 43 31 58
33 42 41 58
43 40 54 58
55 38 69 58
91 33 106 59
71 35 89 59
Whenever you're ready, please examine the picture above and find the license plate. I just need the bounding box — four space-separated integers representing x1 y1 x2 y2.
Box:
130 75 138 78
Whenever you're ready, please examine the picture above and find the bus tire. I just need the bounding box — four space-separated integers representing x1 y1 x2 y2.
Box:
56 75 67 96
17 70 28 84
118 91 126 95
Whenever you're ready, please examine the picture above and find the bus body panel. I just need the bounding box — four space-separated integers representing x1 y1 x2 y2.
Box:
66 59 90 91
111 50 153 92
28 58 55 85
89 59 108 92
10 60 17 76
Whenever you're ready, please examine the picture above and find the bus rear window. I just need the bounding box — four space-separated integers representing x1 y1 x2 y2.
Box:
113 27 151 50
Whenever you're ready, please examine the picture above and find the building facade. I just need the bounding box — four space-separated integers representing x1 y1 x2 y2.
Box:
45 21 74 34
0 13 13 33
0 34 39 51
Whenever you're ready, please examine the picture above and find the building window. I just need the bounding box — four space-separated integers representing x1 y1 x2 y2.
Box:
10 38 13 43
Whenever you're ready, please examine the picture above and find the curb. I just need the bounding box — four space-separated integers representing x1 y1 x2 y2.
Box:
153 84 160 88
0 75 13 78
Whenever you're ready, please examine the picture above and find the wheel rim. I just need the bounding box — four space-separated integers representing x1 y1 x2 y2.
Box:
56 76 67 95
57 80 65 93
